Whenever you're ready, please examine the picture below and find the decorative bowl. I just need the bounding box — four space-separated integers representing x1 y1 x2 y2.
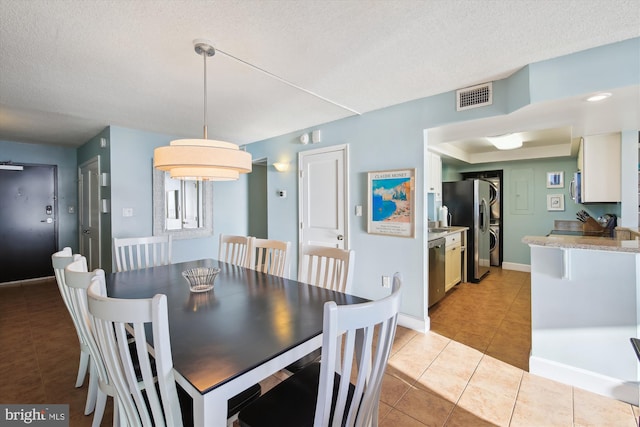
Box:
182 267 220 293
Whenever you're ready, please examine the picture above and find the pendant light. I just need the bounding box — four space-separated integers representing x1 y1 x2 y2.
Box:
154 39 252 181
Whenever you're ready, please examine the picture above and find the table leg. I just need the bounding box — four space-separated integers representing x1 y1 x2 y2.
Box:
175 371 227 427
194 392 227 427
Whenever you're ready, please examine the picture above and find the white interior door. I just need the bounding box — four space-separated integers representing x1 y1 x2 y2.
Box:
298 145 349 253
79 157 101 270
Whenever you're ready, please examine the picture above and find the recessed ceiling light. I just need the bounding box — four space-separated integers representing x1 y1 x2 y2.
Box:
586 92 612 102
487 134 522 150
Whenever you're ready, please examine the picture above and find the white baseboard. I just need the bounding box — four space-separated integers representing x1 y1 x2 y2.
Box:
530 356 639 405
501 262 531 273
398 313 428 333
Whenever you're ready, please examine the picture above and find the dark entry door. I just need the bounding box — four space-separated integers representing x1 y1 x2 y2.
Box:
0 164 58 282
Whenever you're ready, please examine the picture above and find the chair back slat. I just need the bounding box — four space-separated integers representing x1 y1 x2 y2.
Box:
219 234 251 267
314 273 401 427
247 237 291 278
298 245 354 293
113 235 172 272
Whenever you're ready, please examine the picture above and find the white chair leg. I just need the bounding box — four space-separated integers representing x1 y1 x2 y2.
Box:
112 399 119 427
75 349 90 387
84 362 98 415
91 389 107 427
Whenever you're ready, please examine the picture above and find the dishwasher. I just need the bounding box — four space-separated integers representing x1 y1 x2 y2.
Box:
428 237 446 307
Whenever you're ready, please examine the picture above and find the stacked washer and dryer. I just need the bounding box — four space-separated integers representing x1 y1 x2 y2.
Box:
485 177 501 266
462 171 502 267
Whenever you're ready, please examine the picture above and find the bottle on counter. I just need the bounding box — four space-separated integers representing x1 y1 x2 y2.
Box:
439 205 449 227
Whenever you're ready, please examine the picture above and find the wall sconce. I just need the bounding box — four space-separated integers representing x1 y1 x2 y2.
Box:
273 162 290 172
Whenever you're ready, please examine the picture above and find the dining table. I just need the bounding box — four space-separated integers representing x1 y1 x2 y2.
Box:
106 258 366 427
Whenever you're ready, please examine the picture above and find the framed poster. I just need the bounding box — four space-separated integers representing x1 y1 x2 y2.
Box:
367 168 416 238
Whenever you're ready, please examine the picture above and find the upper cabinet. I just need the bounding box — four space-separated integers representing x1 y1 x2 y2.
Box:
427 152 442 201
578 133 621 203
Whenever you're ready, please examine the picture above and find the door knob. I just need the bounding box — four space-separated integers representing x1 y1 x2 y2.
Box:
337 235 344 241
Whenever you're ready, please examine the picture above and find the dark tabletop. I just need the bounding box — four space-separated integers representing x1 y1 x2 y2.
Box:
106 259 366 395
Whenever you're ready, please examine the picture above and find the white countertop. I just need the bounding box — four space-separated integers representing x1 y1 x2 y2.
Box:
427 226 469 241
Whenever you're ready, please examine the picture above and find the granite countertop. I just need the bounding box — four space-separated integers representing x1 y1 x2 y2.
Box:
522 234 640 253
428 226 469 241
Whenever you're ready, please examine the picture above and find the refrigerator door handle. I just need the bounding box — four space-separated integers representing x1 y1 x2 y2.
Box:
569 178 575 201
480 198 489 232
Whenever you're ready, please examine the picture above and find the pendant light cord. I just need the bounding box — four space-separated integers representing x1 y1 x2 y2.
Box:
203 49 208 139
216 48 361 116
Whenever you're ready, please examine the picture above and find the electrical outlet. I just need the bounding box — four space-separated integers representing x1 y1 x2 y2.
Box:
382 275 391 288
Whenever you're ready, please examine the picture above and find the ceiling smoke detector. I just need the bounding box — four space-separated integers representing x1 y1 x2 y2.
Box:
456 82 493 111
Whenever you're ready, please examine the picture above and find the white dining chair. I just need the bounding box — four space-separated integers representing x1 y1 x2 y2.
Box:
219 234 252 267
63 257 119 427
86 276 184 426
51 248 93 414
298 245 355 293
238 273 402 427
246 237 291 278
286 245 355 373
113 235 172 272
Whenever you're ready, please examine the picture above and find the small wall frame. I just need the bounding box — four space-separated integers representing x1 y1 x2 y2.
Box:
547 194 565 211
546 171 564 188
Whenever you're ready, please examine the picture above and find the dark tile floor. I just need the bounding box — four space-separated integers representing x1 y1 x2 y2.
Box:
0 278 114 426
428 267 532 371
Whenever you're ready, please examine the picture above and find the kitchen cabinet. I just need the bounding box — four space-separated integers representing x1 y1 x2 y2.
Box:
427 152 442 201
577 133 621 203
444 232 462 291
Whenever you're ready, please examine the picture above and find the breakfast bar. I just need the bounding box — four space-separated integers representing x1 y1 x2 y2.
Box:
523 233 640 405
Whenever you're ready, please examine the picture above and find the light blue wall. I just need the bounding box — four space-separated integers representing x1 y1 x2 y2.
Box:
75 125 250 271
243 38 640 325
108 126 246 266
0 139 78 251
529 38 640 103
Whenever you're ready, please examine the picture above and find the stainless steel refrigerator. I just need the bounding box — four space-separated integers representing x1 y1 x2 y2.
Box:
442 179 491 282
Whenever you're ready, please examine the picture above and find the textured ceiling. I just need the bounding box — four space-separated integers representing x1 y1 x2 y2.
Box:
0 0 639 148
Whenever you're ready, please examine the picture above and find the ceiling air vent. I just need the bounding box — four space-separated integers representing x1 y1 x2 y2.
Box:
456 82 493 111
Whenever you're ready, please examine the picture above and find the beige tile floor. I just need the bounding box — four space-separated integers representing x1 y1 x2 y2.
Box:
1 277 638 426
429 267 532 371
